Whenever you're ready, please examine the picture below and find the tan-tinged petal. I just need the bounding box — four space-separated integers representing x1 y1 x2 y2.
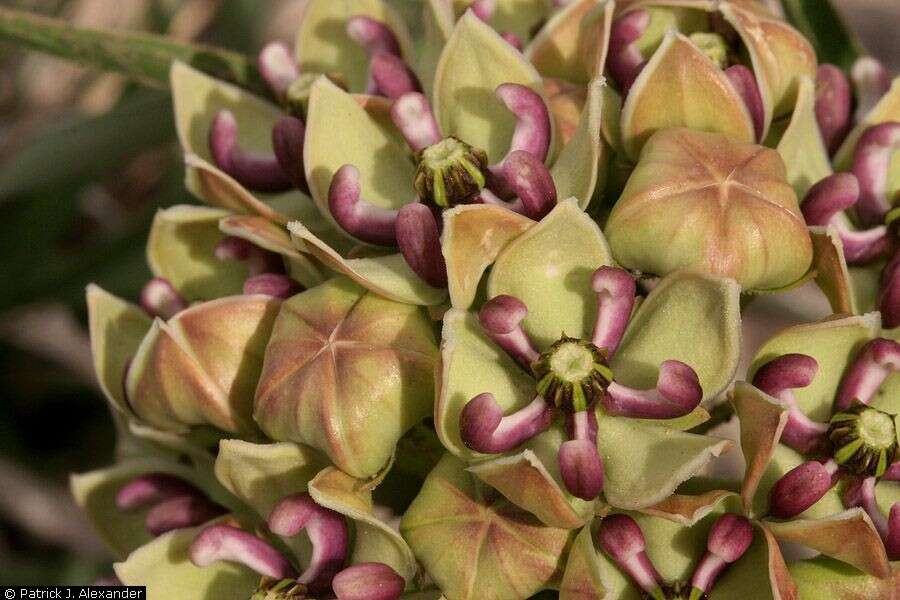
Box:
434 11 555 163
468 426 597 529
86 285 152 414
214 440 327 518
114 519 258 599
834 77 900 171
147 205 247 301
774 76 832 198
436 309 535 458
526 0 602 84
720 2 817 124
219 214 324 289
606 128 813 291
613 271 741 401
620 32 755 161
810 226 857 315
712 523 797 600
731 381 789 516
400 454 571 600
597 416 732 509
127 296 280 435
765 509 890 579
294 0 414 93
288 221 448 306
641 489 737 526
309 467 417 581
559 523 605 600
488 199 613 347
253 279 437 478
183 153 290 223
789 555 899 600
552 78 607 208
748 313 882 421
442 204 534 310
544 78 587 145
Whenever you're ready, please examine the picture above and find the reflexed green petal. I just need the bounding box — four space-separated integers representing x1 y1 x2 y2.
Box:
711 524 795 600
559 523 605 600
748 314 882 421
214 440 327 518
114 521 258 599
433 11 553 163
788 555 899 600
436 309 534 458
304 77 415 223
419 0 455 94
147 205 246 300
810 227 857 315
614 272 741 401
294 0 413 93
775 76 832 198
526 0 601 84
488 199 612 347
86 284 152 414
597 417 732 509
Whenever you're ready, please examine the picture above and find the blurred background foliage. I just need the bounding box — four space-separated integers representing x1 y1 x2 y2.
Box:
0 0 895 587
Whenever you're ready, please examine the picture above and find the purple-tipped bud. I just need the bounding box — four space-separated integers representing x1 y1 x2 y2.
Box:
851 57 891 123
140 278 188 320
880 252 900 329
332 563 405 600
328 164 401 246
144 495 225 536
390 93 443 153
258 42 299 99
267 493 349 591
497 150 557 220
208 110 293 193
607 10 650 94
244 273 301 299
190 524 296 579
396 203 447 288
470 0 495 22
690 514 753 594
726 64 766 142
479 295 540 370
852 122 900 227
815 64 853 154
888 503 900 560
501 32 524 52
272 116 309 193
597 514 662 595
115 474 197 511
346 16 402 57
369 52 422 100
835 337 900 411
602 361 702 420
459 393 554 454
215 236 284 276
494 83 552 163
752 353 828 454
769 459 839 518
590 266 636 358
559 433 604 500
802 172 889 264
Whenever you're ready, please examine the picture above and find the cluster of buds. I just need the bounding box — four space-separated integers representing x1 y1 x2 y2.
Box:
52 0 900 599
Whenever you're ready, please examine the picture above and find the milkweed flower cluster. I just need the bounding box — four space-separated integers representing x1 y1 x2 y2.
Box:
67 0 900 598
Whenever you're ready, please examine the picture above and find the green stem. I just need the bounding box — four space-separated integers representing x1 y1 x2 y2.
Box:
0 7 270 98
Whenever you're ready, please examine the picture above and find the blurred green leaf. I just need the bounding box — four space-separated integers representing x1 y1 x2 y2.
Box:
0 89 173 199
780 0 863 70
0 6 269 97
